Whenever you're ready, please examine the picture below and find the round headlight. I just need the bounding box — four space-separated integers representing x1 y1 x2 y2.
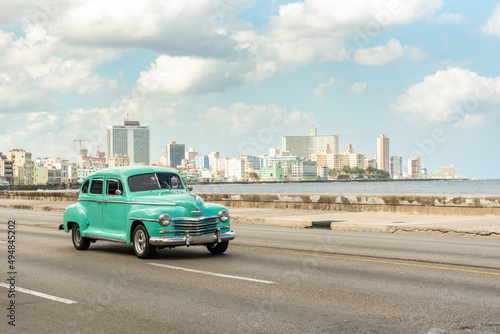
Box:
159 213 171 226
218 210 229 222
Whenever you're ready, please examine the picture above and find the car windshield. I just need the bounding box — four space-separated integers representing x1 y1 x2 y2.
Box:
128 173 184 192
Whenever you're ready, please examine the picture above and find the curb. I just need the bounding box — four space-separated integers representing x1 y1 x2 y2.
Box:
1 204 498 239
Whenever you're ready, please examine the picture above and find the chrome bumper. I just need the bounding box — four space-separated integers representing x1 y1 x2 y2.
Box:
149 230 236 247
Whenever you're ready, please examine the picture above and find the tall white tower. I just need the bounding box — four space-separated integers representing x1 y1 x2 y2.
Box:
107 120 150 165
377 135 390 172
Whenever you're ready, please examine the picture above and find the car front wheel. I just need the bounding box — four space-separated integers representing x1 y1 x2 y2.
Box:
133 225 156 259
206 241 229 254
72 223 91 250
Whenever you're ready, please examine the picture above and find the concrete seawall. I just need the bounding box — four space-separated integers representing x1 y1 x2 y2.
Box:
199 193 500 216
1 191 500 216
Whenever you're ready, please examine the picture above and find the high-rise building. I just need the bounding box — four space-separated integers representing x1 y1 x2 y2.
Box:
195 155 210 169
389 156 403 179
7 149 33 185
166 141 185 168
208 152 220 170
377 135 390 172
185 148 198 162
408 156 421 179
282 125 339 159
107 120 150 165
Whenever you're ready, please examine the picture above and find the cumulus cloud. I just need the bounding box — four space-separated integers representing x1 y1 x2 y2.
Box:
435 12 465 23
482 3 500 36
136 55 247 95
0 0 37 27
349 82 367 94
314 78 338 97
194 103 315 136
242 61 277 85
235 0 442 64
0 111 63 159
391 67 500 125
0 0 445 114
354 38 426 65
453 113 483 129
51 0 241 58
0 26 116 113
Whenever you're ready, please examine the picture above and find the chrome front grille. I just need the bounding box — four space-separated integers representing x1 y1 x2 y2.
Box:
171 216 219 236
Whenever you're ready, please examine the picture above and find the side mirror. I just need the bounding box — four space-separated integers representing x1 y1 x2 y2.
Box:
115 189 123 195
188 186 193 192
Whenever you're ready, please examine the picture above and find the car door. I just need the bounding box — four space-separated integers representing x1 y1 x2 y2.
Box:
102 177 127 240
85 177 104 234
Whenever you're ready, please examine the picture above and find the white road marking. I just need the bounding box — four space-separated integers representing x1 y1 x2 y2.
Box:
0 283 77 304
0 241 7 244
147 263 276 284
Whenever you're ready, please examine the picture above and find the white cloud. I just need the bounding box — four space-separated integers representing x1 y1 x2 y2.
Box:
0 0 446 114
391 67 500 125
482 3 500 36
237 0 443 65
349 82 367 94
314 78 338 97
435 12 465 23
195 103 315 136
243 61 277 85
0 0 36 27
453 113 483 129
0 26 117 112
354 38 426 65
136 55 245 95
51 0 241 58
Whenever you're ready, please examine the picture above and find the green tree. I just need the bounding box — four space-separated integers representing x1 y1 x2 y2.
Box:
377 170 391 178
249 172 259 179
366 166 377 174
351 167 364 175
328 168 339 175
341 165 351 174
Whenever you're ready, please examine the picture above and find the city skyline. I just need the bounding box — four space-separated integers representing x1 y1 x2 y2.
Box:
0 117 470 182
0 124 455 177
1 1 500 178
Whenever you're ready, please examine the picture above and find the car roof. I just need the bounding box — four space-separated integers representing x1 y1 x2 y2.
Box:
86 166 180 180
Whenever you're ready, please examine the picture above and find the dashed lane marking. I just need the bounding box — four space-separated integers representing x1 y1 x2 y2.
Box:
147 263 276 284
0 283 77 304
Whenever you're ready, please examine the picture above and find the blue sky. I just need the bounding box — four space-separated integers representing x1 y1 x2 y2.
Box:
1 0 500 178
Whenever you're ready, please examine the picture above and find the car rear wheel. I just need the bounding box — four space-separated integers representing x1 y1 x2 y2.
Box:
72 223 91 250
206 241 229 254
133 225 156 259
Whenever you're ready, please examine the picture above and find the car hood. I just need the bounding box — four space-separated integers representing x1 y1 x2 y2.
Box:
129 192 203 212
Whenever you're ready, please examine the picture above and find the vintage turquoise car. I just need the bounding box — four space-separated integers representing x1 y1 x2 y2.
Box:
59 166 235 258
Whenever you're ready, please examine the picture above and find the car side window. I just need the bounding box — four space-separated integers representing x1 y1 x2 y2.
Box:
81 180 90 194
90 179 103 195
107 179 123 195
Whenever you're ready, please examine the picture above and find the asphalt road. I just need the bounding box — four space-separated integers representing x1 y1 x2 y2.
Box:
0 208 499 334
